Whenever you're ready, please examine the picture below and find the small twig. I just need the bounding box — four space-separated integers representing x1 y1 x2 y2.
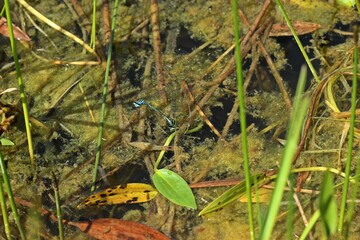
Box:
17 0 100 62
70 0 106 63
45 77 83 117
292 79 327 165
182 80 223 140
221 99 239 138
238 5 292 109
222 45 261 138
140 57 155 176
102 0 111 46
150 0 167 104
102 0 119 102
202 17 272 87
120 18 149 42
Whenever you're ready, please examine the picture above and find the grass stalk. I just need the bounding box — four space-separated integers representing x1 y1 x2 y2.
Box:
299 210 321 240
231 1 255 239
286 174 295 240
154 131 177 170
91 0 120 192
90 0 97 49
4 0 34 163
274 0 320 83
52 173 64 240
338 39 358 234
260 66 310 239
0 152 26 239
154 123 203 170
0 177 11 239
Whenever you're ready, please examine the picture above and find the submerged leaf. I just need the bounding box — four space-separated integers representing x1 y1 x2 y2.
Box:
77 183 158 208
319 171 337 237
68 218 170 240
239 187 272 203
152 168 197 209
199 174 266 216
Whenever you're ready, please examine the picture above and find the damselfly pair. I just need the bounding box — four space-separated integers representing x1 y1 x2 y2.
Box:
133 99 175 128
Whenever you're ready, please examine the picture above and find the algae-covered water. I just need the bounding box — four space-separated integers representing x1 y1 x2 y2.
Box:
0 0 360 239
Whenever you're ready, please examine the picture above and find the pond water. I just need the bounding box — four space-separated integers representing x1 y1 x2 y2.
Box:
0 0 359 239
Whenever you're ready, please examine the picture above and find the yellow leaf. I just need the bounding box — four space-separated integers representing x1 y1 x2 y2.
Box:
239 187 272 203
77 183 158 208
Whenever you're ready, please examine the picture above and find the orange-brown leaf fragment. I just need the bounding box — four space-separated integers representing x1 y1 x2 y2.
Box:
68 218 171 240
0 17 31 42
77 183 158 208
270 21 321 37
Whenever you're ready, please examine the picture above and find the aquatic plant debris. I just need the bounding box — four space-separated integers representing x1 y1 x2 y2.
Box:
0 17 31 42
68 218 171 240
77 183 158 208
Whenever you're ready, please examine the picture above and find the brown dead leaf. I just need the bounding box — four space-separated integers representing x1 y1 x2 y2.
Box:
0 17 31 42
270 21 321 37
68 218 171 240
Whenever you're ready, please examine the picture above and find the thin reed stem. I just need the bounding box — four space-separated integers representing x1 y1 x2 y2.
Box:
4 0 34 163
0 177 11 239
52 173 64 240
0 151 26 239
275 0 320 83
338 40 358 234
91 0 120 192
90 0 97 49
231 1 255 239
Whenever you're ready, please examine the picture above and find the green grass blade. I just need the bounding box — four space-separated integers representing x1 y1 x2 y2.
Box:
274 0 320 83
260 66 310 239
198 174 266 216
286 174 295 240
0 152 26 239
4 0 34 163
154 131 177 170
90 0 97 49
52 173 64 240
338 40 358 234
0 177 11 239
319 171 337 237
299 210 320 240
154 123 203 170
231 1 255 238
152 168 197 209
91 0 120 192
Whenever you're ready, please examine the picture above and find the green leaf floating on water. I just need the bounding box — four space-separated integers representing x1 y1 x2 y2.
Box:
152 168 197 209
0 138 14 146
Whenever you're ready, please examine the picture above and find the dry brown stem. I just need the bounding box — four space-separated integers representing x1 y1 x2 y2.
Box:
150 0 167 104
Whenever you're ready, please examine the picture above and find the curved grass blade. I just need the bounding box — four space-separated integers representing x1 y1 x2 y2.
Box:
198 174 266 216
152 168 197 209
